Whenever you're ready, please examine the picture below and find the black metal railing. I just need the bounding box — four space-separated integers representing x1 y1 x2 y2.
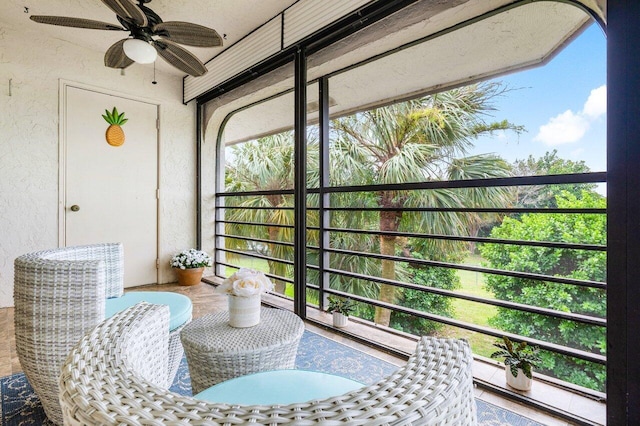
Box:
213 172 607 392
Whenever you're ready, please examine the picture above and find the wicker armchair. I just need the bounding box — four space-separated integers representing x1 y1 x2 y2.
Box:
60 302 477 425
14 243 191 425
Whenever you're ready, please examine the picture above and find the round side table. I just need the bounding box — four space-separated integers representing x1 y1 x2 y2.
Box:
180 307 305 394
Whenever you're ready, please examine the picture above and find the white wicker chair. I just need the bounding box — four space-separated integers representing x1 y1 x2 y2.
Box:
14 243 191 425
59 302 478 425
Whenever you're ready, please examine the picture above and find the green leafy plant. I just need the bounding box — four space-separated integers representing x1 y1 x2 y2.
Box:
491 336 541 379
481 190 606 391
326 296 355 316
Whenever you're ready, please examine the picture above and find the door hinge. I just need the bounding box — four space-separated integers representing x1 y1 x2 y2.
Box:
156 188 160 199
156 259 160 269
156 118 160 130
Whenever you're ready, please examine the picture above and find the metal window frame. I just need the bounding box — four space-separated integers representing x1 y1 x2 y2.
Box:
606 1 640 424
193 0 640 423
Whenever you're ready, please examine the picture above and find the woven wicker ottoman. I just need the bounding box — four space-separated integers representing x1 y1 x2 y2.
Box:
180 308 305 394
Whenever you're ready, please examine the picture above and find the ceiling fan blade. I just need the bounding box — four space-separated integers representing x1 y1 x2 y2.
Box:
154 39 208 77
30 15 125 31
101 0 147 27
104 39 134 69
153 22 223 47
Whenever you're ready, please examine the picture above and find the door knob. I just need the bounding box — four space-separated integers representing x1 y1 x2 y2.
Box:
70 205 80 212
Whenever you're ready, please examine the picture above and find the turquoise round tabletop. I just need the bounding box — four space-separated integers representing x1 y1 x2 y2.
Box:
195 370 364 405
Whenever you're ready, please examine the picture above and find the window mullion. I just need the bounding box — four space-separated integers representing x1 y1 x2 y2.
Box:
318 76 331 311
294 47 308 317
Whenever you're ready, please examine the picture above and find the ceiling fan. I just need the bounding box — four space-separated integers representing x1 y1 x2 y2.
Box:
29 0 222 77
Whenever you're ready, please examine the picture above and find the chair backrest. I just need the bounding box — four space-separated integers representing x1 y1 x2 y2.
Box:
14 243 124 424
60 303 478 425
36 242 124 298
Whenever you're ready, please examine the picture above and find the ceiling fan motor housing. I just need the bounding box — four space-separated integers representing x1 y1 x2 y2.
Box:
117 4 161 42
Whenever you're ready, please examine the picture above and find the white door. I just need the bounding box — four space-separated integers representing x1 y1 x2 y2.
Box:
64 85 159 287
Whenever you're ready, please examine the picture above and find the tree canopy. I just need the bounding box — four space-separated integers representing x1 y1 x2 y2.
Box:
480 190 606 391
331 82 518 325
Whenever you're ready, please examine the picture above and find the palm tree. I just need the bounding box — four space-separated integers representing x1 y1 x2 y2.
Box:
448 154 513 253
224 132 319 294
331 82 517 326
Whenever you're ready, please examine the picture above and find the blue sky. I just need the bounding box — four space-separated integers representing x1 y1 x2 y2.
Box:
472 23 607 173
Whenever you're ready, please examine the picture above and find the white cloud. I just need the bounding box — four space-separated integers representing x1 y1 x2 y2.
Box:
534 85 606 145
582 85 607 119
534 110 590 145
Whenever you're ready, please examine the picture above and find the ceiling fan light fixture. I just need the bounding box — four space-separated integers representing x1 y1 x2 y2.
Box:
123 38 157 64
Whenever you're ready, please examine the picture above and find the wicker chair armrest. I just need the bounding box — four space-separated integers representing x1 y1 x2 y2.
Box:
60 303 477 425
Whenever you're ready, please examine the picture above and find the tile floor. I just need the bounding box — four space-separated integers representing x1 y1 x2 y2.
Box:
1 280 606 425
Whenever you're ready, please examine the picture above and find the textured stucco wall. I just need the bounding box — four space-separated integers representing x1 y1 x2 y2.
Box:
0 22 197 307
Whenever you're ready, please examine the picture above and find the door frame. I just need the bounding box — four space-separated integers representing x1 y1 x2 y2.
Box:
58 79 162 283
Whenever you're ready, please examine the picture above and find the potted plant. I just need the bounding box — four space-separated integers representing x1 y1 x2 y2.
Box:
170 248 212 286
491 336 542 391
327 296 355 328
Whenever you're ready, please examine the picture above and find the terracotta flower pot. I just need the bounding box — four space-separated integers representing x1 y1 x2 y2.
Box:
174 267 204 286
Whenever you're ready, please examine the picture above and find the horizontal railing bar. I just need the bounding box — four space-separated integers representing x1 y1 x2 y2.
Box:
218 247 294 266
213 262 294 285
308 172 607 194
215 173 606 198
312 227 607 251
218 226 605 252
217 219 295 229
219 205 605 214
321 267 606 326
220 206 295 210
217 188 294 197
325 247 607 290
306 287 605 364
216 238 605 286
320 206 606 214
219 236 605 255
219 233 295 248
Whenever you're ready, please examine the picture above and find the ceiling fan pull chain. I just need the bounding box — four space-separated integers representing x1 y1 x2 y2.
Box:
152 62 157 85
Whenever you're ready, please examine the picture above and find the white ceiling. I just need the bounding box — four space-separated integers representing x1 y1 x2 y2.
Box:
0 0 298 76
221 0 597 145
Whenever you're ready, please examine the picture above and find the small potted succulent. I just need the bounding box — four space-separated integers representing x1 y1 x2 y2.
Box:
326 296 355 328
491 336 541 391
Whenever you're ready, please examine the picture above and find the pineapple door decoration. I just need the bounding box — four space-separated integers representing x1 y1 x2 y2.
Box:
102 107 128 146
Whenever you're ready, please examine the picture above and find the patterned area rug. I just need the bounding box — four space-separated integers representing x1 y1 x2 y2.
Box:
2 330 544 425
